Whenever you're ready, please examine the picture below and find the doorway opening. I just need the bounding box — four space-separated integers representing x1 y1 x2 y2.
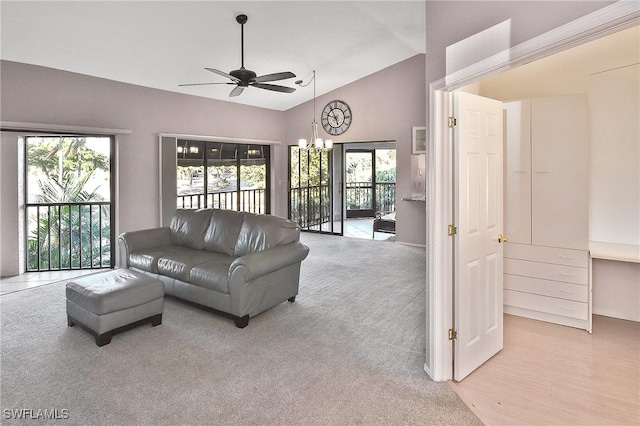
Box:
345 149 396 218
344 145 396 240
425 3 638 383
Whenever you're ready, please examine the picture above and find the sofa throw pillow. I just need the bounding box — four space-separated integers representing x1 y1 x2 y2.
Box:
234 213 299 256
170 209 212 250
203 209 245 256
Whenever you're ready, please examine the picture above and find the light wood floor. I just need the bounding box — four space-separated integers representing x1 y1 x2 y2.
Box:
450 314 640 425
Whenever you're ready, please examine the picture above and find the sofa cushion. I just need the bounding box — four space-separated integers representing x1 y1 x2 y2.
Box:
203 209 245 256
170 209 212 250
189 253 238 294
156 247 215 282
129 246 174 273
234 213 300 256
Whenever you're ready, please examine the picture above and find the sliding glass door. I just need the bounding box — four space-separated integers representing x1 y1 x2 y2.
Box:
288 146 339 234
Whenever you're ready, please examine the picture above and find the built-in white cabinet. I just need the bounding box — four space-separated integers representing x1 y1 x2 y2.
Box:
503 95 591 332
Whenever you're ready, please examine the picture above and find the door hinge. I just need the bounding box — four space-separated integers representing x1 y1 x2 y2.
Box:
448 116 457 128
448 329 458 340
448 224 457 236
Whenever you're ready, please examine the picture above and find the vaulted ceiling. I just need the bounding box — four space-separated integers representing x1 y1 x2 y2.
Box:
0 1 426 111
3 2 635 114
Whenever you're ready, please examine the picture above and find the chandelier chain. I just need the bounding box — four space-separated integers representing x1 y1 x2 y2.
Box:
296 70 332 150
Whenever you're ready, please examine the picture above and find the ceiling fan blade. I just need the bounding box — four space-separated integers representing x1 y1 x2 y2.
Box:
205 68 241 83
252 83 296 93
229 86 245 97
253 71 296 83
179 82 231 87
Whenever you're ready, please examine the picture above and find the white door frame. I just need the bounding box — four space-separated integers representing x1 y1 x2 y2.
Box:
424 1 639 382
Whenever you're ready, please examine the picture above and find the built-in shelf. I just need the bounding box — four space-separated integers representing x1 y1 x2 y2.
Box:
402 197 426 202
589 241 640 263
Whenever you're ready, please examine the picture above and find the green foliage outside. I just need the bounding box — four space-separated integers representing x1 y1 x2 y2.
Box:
176 157 267 213
376 149 396 182
289 147 331 226
345 149 396 211
290 148 329 188
26 137 111 271
27 138 109 189
177 162 266 196
290 147 396 224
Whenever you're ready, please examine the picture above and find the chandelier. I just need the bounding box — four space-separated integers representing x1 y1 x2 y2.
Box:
296 70 333 150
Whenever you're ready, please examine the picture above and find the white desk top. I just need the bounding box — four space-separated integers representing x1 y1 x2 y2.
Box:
589 241 640 263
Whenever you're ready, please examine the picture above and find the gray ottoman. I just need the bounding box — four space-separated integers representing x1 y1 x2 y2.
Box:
66 269 164 346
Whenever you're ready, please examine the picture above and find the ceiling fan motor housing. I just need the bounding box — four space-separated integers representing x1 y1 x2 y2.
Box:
230 68 257 85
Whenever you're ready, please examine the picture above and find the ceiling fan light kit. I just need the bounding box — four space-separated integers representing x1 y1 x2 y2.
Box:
179 14 296 97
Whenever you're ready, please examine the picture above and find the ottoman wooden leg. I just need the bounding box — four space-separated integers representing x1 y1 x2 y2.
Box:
67 315 75 327
150 313 162 327
96 331 113 347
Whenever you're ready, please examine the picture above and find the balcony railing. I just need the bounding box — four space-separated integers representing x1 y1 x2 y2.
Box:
290 185 331 229
177 188 266 214
346 181 396 213
376 182 396 213
25 202 113 272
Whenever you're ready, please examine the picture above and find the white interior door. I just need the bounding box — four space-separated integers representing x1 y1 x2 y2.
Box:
453 91 504 381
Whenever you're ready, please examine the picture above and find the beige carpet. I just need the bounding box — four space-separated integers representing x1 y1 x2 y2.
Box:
0 233 481 425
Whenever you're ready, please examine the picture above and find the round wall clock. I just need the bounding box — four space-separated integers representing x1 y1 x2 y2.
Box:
321 100 352 136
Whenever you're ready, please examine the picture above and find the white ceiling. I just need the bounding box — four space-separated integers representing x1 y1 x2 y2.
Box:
0 1 426 111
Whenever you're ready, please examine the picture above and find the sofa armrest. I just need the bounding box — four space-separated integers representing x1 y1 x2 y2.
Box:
118 227 172 267
229 241 310 283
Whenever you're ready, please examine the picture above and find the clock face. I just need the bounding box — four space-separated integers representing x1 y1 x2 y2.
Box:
321 100 352 136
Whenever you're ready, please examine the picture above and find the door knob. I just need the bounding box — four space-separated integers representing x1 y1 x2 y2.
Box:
498 234 508 243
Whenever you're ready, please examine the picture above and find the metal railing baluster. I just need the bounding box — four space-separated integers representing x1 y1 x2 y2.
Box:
25 202 112 272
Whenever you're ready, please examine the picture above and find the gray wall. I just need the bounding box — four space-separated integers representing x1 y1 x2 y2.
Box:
0 54 427 275
424 0 615 124
283 54 427 246
0 60 285 237
0 132 20 276
425 1 615 81
0 60 285 273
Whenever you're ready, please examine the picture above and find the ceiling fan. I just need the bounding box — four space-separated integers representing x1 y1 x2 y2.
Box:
179 14 296 97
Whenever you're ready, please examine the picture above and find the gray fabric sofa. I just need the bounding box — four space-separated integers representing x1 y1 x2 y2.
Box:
118 209 309 328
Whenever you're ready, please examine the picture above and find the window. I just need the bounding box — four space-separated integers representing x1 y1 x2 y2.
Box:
176 140 270 214
24 135 114 271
